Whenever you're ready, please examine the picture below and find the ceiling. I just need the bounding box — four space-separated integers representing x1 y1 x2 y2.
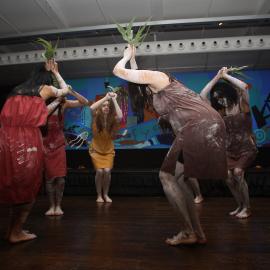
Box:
0 0 270 86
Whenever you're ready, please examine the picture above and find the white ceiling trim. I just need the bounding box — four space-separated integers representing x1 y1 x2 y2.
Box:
0 35 269 66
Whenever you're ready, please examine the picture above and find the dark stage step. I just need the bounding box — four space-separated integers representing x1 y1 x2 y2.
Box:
62 167 270 196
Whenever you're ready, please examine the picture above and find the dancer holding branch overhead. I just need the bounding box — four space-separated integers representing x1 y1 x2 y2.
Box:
0 58 71 243
113 44 227 246
89 91 123 203
200 67 257 218
36 38 89 216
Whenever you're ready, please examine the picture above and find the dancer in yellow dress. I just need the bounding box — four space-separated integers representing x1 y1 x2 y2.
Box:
89 92 123 203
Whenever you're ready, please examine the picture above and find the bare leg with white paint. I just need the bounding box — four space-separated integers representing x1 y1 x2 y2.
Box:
160 162 206 245
225 170 243 216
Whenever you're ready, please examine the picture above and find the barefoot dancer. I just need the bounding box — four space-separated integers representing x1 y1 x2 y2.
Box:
113 45 227 245
0 60 70 243
89 92 123 203
43 60 88 216
200 67 257 218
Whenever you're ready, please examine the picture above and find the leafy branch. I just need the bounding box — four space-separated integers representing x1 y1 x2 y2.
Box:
227 65 250 79
35 38 59 60
116 17 151 46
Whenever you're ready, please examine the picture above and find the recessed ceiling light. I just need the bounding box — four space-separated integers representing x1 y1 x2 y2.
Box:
218 22 223 26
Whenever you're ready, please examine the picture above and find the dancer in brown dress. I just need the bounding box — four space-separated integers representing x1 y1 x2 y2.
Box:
113 45 227 245
200 67 257 218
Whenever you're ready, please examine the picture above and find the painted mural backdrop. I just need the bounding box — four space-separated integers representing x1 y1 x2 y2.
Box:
64 69 270 150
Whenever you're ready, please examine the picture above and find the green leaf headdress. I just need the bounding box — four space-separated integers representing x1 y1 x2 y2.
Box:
116 17 151 46
35 37 59 60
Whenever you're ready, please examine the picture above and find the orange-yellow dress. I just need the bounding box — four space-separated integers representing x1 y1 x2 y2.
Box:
89 122 115 169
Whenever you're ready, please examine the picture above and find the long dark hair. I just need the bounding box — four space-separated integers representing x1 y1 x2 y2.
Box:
210 82 239 111
158 116 174 135
10 64 53 97
94 99 118 137
128 82 153 114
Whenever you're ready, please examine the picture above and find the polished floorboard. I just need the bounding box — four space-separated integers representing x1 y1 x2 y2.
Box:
0 196 270 270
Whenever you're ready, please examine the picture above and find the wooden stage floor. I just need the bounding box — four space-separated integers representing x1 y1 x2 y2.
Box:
0 196 270 270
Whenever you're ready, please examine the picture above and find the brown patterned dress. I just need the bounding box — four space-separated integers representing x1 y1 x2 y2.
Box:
224 112 257 169
153 79 227 179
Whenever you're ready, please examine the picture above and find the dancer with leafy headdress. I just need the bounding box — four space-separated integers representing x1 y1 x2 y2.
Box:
200 67 257 218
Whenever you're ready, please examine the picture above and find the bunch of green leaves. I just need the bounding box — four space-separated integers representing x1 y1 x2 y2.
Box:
106 85 128 98
36 38 59 60
116 18 151 46
227 65 249 79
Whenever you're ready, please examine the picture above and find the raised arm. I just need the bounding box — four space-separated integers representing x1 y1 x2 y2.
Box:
130 45 138 70
223 69 250 112
113 45 169 92
200 68 224 100
223 70 249 91
89 93 111 111
50 60 68 89
40 60 70 100
39 85 70 100
62 88 90 109
46 97 64 114
109 92 123 121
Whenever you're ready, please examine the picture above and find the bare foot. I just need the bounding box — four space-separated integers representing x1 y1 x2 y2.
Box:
236 208 251 219
165 232 197 246
96 196 104 203
45 207 55 216
194 195 204 204
9 230 37 244
4 229 31 240
229 207 242 216
54 206 64 216
104 195 112 203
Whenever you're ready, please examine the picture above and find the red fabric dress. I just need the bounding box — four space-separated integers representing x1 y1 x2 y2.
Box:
0 95 48 204
43 113 66 180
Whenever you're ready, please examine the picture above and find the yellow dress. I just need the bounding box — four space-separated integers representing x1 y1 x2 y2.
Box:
89 122 115 169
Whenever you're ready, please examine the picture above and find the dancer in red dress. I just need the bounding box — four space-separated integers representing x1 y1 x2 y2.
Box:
43 62 88 216
0 60 71 243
